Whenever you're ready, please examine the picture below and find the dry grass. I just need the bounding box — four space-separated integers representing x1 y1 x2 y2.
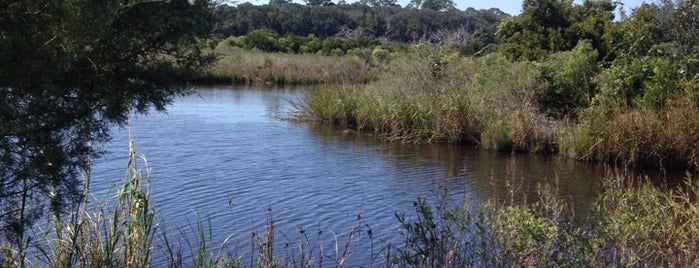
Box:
200 43 378 85
39 139 155 268
300 51 559 152
562 94 699 170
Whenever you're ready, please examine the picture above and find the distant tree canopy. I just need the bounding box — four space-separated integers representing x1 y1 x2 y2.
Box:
408 0 455 11
0 0 213 252
492 0 699 117
496 0 617 61
212 2 509 50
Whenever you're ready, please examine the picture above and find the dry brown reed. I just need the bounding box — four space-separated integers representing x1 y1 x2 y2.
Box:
201 44 378 85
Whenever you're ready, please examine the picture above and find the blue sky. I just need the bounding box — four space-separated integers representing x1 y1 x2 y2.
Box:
242 0 654 16
441 0 652 16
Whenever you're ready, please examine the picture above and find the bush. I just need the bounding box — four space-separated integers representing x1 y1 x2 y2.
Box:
471 53 557 153
395 174 699 267
538 40 599 118
231 32 390 56
240 29 282 52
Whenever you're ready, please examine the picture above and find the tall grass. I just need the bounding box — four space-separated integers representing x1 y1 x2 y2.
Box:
299 50 558 152
299 47 699 171
200 43 378 85
560 94 699 170
38 139 155 268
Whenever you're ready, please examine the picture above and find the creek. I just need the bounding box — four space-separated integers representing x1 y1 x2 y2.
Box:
91 86 677 266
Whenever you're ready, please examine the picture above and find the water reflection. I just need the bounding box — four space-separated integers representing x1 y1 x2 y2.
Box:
305 122 686 214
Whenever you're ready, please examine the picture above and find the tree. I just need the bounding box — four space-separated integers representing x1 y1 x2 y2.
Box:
0 0 213 260
408 0 455 11
496 0 575 61
496 0 617 61
358 0 397 7
305 0 333 6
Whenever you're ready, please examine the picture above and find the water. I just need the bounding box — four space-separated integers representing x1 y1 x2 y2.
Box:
90 86 676 266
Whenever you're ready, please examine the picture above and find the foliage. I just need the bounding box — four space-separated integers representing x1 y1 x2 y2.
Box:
233 30 386 56
394 175 699 267
202 43 378 84
496 0 617 61
538 40 599 118
0 0 213 262
239 29 282 52
212 2 508 49
407 0 455 11
395 197 465 267
298 0 699 171
553 0 699 169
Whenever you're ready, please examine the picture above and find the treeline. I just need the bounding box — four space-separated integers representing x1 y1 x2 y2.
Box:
226 29 398 57
495 0 699 118
212 1 508 52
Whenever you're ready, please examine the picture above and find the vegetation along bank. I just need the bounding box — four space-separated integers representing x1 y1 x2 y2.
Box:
290 0 699 172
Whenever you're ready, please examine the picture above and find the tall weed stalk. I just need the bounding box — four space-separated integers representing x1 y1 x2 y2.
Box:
41 139 156 267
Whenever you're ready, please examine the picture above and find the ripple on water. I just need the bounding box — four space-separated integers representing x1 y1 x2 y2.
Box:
90 86 659 266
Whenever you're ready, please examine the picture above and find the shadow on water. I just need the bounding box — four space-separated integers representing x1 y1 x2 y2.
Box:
306 122 687 215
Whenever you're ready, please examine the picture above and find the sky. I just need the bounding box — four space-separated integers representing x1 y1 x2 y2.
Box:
442 0 652 16
242 0 654 16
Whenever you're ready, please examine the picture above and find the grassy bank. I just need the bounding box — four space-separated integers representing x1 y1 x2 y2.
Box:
199 43 379 85
299 50 558 153
2 142 698 267
299 44 699 171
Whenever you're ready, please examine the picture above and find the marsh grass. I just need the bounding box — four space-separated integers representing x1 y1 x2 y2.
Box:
299 48 699 171
561 94 699 170
38 139 155 268
299 51 558 152
201 44 378 85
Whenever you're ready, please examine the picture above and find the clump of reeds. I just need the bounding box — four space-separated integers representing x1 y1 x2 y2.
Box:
41 138 156 267
200 44 378 85
561 93 699 170
299 50 559 152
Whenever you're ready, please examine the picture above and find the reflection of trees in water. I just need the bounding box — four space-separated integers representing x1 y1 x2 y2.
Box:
306 123 685 216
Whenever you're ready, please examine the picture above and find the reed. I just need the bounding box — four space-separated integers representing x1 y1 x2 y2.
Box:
561 93 699 170
200 43 378 85
39 139 156 268
299 51 558 152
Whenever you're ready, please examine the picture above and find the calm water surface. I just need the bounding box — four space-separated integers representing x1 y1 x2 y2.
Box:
90 86 674 266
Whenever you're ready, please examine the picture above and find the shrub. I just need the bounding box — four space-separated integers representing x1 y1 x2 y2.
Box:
538 40 599 118
240 29 282 52
396 174 699 267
